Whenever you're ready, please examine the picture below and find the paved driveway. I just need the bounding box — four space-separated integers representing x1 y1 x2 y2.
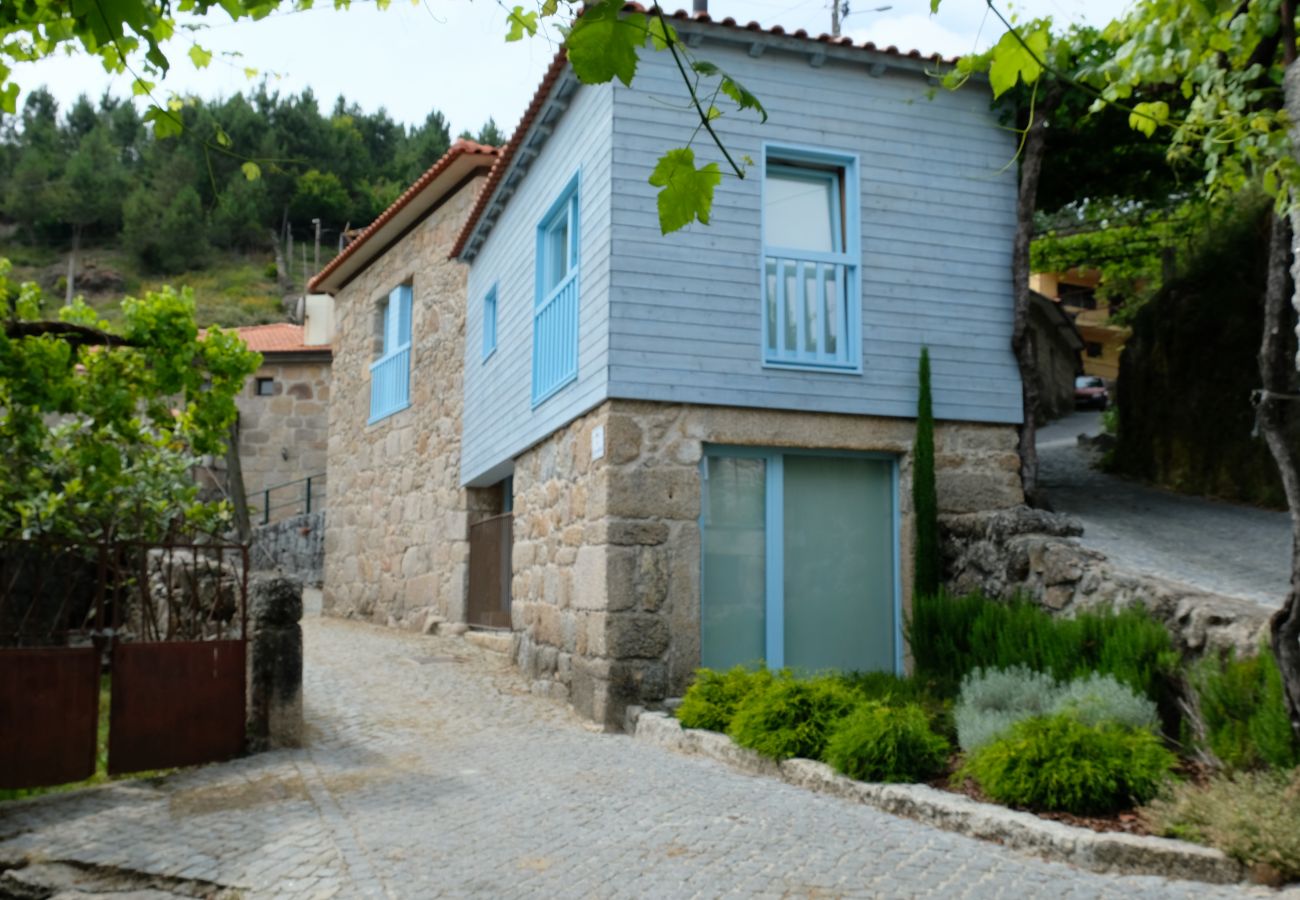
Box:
1038 412 1292 608
0 615 1280 899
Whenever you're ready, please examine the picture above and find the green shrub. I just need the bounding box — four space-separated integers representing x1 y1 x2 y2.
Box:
960 714 1176 814
677 666 776 732
954 666 1061 752
728 677 859 761
1194 646 1300 771
1144 769 1300 883
1052 672 1160 732
908 593 1178 702
838 669 955 742
955 668 1161 752
824 701 950 783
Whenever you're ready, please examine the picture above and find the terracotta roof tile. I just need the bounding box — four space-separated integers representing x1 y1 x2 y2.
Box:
230 322 324 354
308 139 499 293
450 4 955 260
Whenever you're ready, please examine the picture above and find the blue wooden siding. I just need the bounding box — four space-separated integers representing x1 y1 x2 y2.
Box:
461 78 613 486
606 44 1022 424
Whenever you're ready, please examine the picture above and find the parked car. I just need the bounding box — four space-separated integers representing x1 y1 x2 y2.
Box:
1074 375 1109 410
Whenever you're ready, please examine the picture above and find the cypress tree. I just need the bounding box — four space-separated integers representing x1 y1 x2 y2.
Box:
913 347 940 599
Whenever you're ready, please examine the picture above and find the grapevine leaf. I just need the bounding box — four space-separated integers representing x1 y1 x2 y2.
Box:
506 6 538 42
214 124 232 147
188 43 212 68
567 1 648 87
719 73 767 123
648 147 721 234
143 106 183 139
241 161 262 181
987 27 1048 99
541 0 559 14
648 15 676 51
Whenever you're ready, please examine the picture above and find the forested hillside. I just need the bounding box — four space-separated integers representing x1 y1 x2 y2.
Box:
0 86 501 325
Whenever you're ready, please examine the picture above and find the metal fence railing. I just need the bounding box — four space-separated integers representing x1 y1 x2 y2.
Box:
249 472 326 526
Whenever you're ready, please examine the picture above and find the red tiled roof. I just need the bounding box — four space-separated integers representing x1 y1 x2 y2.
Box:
450 4 956 260
308 139 499 293
231 323 323 354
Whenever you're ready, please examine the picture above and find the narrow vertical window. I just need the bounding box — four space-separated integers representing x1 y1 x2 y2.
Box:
369 283 412 423
483 284 498 361
762 147 860 370
532 173 580 406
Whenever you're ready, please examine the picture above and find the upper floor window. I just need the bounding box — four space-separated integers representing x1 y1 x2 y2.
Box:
483 284 498 361
762 147 860 371
369 283 412 423
532 173 580 406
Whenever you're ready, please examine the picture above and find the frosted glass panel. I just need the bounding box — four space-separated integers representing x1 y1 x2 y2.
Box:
783 456 895 673
701 456 767 670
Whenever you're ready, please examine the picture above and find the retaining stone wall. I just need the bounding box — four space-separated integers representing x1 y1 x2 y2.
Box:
250 511 325 585
941 507 1272 658
322 175 485 628
512 399 1025 728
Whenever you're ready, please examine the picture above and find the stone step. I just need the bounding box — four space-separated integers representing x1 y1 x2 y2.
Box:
463 630 514 655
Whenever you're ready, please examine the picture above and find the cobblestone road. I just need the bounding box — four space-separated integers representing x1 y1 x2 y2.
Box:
0 616 1284 899
1039 412 1291 608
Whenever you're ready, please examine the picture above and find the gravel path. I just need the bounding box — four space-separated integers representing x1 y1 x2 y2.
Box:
1038 412 1292 609
0 615 1283 898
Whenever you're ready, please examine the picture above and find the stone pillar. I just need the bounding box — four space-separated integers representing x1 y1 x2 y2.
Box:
245 575 304 751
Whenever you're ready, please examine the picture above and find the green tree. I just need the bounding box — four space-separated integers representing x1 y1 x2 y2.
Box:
288 169 351 231
459 117 505 146
124 182 210 273
0 263 261 541
54 125 128 300
913 347 940 600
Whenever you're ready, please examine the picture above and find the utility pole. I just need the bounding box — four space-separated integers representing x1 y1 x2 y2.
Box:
311 217 321 275
833 3 891 37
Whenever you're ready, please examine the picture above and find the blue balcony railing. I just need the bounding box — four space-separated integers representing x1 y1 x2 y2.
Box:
369 346 410 423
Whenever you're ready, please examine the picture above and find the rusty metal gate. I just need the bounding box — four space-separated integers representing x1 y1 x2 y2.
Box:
0 538 249 789
467 513 512 629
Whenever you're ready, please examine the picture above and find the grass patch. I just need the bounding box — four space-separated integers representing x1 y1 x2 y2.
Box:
908 592 1179 704
1144 768 1300 883
1 242 283 328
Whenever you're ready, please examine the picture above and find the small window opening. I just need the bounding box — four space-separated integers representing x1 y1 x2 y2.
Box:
255 377 275 396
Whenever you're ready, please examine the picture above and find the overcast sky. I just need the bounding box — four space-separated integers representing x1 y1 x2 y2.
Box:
19 0 1133 135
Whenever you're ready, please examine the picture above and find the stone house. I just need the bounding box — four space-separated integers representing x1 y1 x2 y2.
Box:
230 322 332 525
311 9 1026 729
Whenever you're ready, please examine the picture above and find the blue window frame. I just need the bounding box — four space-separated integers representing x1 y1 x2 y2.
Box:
761 145 861 372
482 283 498 361
532 172 580 406
369 284 412 423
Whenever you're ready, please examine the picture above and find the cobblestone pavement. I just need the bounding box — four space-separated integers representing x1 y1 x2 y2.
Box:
0 616 1285 899
1039 412 1291 608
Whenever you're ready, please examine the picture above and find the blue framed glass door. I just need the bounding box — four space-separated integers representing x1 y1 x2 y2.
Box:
700 447 899 673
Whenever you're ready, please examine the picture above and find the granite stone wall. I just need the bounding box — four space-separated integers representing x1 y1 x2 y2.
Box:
322 175 485 628
510 399 1024 728
237 358 330 524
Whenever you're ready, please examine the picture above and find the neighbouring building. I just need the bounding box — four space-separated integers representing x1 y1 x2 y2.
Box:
1030 268 1129 381
231 317 332 525
311 7 1026 728
1028 291 1084 420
